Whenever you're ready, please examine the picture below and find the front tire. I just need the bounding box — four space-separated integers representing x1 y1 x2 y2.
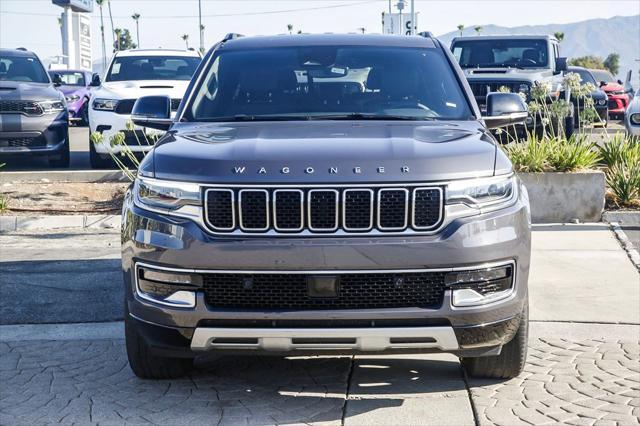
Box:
461 303 528 379
125 314 193 379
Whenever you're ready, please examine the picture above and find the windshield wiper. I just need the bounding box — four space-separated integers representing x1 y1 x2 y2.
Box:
308 113 433 121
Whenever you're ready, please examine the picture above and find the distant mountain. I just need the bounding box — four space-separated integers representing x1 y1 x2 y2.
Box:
437 15 640 86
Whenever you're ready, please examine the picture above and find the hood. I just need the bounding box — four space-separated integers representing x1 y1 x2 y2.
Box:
151 121 501 184
97 79 190 99
601 82 624 93
58 85 88 96
0 81 61 101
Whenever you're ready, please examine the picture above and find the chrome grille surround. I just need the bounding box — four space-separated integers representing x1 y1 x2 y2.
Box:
203 183 444 236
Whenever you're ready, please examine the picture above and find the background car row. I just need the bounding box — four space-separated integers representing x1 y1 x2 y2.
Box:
0 39 637 169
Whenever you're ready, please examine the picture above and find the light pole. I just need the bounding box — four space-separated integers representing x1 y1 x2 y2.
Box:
396 0 404 35
409 0 415 35
198 0 204 53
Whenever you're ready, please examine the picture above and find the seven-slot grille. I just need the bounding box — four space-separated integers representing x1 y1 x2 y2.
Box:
468 81 531 107
204 186 443 235
202 271 447 309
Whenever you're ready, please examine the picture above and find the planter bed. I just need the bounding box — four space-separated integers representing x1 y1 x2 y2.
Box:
519 171 605 223
1 182 128 215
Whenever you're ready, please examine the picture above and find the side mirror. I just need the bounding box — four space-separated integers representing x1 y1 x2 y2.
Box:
617 79 623 85
52 73 63 87
482 92 528 129
90 73 101 87
555 57 568 74
600 81 607 87
131 95 172 131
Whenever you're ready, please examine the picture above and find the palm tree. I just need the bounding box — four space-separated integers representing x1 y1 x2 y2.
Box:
554 31 565 43
96 0 107 70
114 28 122 51
131 13 140 48
287 24 293 34
199 25 205 54
457 24 464 36
474 25 483 35
108 0 115 50
181 34 189 49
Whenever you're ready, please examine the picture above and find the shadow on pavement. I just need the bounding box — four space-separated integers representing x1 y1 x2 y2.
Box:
0 258 123 325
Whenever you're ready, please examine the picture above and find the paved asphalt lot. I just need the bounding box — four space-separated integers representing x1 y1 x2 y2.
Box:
0 224 638 425
0 121 628 171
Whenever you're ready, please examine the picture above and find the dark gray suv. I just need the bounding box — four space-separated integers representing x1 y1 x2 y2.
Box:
0 48 69 167
122 33 532 380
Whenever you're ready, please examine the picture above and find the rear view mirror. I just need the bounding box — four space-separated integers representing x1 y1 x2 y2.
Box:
555 57 568 74
482 93 528 129
90 73 101 87
51 73 63 86
132 95 172 131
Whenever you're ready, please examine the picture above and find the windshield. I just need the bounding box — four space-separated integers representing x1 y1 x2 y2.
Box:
50 71 86 86
591 69 615 84
187 46 473 122
570 69 596 85
105 55 200 82
452 39 549 69
0 55 49 83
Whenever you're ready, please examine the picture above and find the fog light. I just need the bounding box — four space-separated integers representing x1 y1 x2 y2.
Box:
446 264 514 307
631 113 640 125
136 266 202 308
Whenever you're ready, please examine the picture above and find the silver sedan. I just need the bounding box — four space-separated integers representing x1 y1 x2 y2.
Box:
625 89 640 136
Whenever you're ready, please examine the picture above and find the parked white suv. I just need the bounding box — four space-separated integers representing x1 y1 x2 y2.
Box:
88 49 201 168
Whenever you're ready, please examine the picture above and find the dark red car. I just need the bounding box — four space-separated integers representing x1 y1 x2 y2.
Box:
590 69 631 119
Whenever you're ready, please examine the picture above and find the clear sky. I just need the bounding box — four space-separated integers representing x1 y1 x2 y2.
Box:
1 0 639 63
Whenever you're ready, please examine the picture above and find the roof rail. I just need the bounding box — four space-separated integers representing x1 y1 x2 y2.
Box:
222 33 244 42
417 31 433 38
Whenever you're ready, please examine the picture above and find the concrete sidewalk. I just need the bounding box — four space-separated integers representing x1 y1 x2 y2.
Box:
529 224 640 324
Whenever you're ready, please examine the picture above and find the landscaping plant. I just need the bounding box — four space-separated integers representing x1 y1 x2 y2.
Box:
503 133 600 173
90 120 161 181
600 134 640 207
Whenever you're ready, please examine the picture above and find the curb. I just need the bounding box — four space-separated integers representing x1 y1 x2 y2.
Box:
609 221 640 270
0 170 131 183
0 214 120 232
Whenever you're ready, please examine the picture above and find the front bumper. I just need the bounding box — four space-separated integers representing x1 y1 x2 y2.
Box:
607 94 630 115
0 111 68 155
122 187 531 356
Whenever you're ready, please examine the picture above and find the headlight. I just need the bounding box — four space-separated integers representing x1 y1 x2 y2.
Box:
133 176 201 210
37 100 65 114
65 94 80 102
630 113 640 125
92 98 119 111
611 91 625 95
446 175 516 210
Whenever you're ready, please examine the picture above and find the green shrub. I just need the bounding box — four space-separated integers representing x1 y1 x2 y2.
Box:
599 133 640 168
548 135 600 172
601 134 640 207
606 161 640 207
503 133 599 173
